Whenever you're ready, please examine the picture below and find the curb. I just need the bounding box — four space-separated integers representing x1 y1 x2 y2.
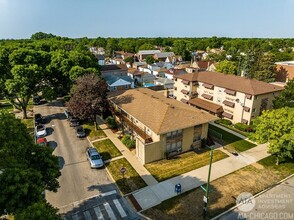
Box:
211 173 294 220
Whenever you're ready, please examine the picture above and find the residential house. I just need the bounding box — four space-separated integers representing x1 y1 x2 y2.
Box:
108 88 217 164
275 61 294 82
137 50 161 61
165 68 187 80
100 64 128 77
154 77 174 89
103 75 134 92
186 61 215 73
132 61 147 69
173 71 284 124
138 65 152 74
89 47 105 55
153 52 175 61
128 68 156 85
165 55 183 64
111 51 135 65
95 54 105 66
153 68 167 77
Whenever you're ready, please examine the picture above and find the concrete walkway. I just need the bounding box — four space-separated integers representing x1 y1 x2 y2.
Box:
132 143 270 211
96 117 158 186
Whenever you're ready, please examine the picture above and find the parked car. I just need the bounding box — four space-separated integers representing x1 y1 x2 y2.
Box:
35 124 47 138
64 110 72 119
69 118 79 127
37 137 48 147
34 113 45 125
76 126 86 138
33 97 41 105
86 148 104 168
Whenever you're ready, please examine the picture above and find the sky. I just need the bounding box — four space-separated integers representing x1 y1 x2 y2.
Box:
1 0 294 39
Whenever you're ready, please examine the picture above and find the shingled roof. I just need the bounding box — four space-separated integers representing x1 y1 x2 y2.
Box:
174 71 284 95
108 88 217 134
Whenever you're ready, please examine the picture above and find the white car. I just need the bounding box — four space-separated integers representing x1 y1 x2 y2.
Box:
35 124 47 138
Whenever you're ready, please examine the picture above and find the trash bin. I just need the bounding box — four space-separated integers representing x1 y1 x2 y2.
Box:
175 183 181 194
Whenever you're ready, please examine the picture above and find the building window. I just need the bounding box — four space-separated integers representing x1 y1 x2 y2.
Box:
125 85 129 89
193 125 202 142
113 86 117 91
166 129 183 140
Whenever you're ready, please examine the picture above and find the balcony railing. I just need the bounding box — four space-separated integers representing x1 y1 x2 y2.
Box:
115 112 153 143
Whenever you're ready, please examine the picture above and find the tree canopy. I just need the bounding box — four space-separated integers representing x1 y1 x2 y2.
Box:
66 73 108 121
215 60 237 75
273 79 294 109
0 37 100 118
251 107 294 164
0 112 61 216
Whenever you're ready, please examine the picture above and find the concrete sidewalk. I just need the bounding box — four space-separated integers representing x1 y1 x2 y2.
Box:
132 143 270 211
96 117 158 186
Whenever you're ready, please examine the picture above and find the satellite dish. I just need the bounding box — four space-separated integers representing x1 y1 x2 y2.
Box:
235 99 240 103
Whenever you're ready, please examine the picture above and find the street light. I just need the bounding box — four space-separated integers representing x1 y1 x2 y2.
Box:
91 104 97 131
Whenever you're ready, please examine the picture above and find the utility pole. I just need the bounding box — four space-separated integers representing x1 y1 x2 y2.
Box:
201 146 214 219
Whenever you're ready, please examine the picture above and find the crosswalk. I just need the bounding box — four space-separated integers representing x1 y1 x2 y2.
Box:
64 197 136 220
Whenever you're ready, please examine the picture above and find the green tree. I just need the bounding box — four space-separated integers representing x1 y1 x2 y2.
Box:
251 107 294 164
15 202 61 220
66 73 108 121
5 64 42 118
31 32 56 40
273 79 294 109
138 43 154 51
254 52 276 82
145 55 155 64
0 112 61 215
215 60 237 74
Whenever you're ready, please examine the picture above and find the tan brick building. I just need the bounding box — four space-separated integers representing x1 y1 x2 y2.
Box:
108 88 217 164
173 72 284 125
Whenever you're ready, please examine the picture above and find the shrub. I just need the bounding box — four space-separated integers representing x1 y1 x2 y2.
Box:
106 116 117 129
234 123 253 132
215 119 232 125
122 135 135 149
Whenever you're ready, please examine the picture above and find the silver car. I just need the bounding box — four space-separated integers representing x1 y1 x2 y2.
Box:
86 148 104 168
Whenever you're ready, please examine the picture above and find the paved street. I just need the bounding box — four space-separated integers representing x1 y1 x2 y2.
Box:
34 100 140 219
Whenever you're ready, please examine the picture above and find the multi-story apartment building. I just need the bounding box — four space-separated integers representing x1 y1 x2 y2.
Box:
108 88 217 164
173 72 284 124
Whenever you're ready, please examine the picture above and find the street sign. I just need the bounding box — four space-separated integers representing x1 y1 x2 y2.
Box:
120 167 127 175
203 196 207 203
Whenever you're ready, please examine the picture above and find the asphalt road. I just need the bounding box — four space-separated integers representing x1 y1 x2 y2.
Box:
34 100 140 219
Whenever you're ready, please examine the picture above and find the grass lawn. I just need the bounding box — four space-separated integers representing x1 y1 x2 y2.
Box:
209 124 256 152
0 100 13 112
83 122 107 141
145 150 228 182
216 123 251 137
21 118 35 138
105 158 147 195
143 155 294 220
93 139 122 161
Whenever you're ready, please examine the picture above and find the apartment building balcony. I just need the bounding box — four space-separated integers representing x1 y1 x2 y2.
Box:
114 112 153 143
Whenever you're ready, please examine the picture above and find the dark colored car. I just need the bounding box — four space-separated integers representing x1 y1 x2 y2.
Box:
33 97 41 105
64 110 72 120
69 118 79 127
34 113 45 125
76 126 86 138
86 148 104 168
37 137 48 147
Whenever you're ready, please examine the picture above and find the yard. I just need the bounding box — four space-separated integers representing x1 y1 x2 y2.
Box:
105 158 147 195
145 149 228 182
209 124 256 152
93 139 122 161
83 122 107 141
143 155 294 219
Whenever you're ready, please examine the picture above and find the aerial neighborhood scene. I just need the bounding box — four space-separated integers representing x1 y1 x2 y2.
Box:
1 0 294 220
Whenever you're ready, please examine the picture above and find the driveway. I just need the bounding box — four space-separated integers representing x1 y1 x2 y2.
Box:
35 100 140 219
